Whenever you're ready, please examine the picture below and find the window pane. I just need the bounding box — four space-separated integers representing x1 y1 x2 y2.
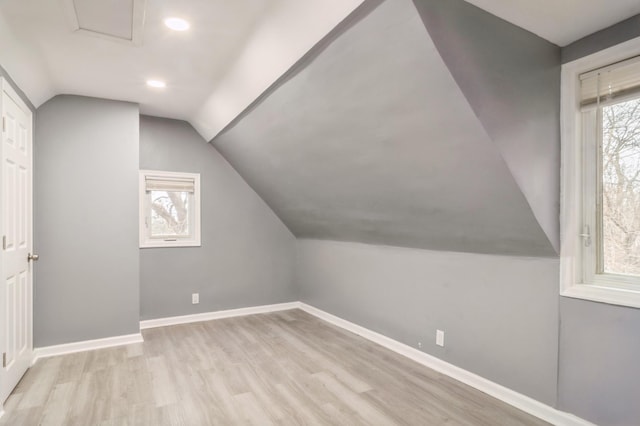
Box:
601 98 640 275
150 190 190 237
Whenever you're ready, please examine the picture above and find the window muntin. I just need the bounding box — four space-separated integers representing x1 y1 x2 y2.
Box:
139 170 200 248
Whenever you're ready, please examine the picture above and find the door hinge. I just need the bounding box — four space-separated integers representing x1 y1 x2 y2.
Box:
2 352 6 368
2 116 5 132
2 235 5 250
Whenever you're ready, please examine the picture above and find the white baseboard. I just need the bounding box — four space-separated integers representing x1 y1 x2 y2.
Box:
25 302 590 426
139 301 301 329
32 333 144 364
30 302 300 365
298 303 592 426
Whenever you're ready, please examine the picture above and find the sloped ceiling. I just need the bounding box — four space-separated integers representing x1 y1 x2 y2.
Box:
0 0 364 122
213 0 559 257
1 0 637 142
413 0 560 252
463 0 640 47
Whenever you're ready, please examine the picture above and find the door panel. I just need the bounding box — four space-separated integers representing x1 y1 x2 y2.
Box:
1 80 32 405
5 276 15 367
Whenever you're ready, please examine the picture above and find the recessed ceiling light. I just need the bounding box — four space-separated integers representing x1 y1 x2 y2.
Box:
146 80 166 88
164 17 190 31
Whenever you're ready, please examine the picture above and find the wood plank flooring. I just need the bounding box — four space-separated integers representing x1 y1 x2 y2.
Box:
1 309 549 425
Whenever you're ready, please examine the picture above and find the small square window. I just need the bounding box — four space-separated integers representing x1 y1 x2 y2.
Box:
139 170 201 248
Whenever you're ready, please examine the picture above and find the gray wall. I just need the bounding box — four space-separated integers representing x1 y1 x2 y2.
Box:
413 0 561 253
34 95 140 346
558 298 640 426
296 239 559 405
561 14 640 64
139 116 296 320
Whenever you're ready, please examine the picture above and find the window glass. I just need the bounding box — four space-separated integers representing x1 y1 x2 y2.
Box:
601 97 640 276
150 190 190 238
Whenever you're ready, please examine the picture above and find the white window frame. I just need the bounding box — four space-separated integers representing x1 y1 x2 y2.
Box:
561 36 640 308
139 169 201 248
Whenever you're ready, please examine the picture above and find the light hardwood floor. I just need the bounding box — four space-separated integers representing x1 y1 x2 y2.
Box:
1 309 548 425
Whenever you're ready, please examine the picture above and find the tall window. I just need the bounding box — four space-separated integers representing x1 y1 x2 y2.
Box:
561 47 640 308
139 170 201 248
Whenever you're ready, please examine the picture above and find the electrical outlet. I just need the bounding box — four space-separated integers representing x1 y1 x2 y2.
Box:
436 329 445 347
192 293 199 304
418 342 422 349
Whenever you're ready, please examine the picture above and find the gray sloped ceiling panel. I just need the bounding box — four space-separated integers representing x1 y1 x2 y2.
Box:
213 0 557 257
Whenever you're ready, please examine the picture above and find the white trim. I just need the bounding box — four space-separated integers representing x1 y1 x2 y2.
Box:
139 169 201 248
562 283 640 309
32 333 143 365
298 303 592 426
1 79 32 114
139 302 301 329
560 35 640 309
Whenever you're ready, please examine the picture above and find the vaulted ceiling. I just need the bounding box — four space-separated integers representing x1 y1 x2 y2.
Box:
2 0 640 257
0 0 364 123
213 0 559 257
464 0 640 47
1 0 639 134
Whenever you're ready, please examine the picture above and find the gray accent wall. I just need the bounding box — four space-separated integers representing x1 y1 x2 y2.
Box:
214 0 556 258
139 116 296 320
296 239 560 405
561 14 640 64
413 0 561 253
558 298 640 425
34 95 140 346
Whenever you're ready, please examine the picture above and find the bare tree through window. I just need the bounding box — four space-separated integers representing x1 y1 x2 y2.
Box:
150 190 190 237
601 97 640 275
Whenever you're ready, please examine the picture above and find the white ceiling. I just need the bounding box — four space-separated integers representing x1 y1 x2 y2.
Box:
463 0 640 46
0 0 639 134
0 0 274 119
0 0 363 133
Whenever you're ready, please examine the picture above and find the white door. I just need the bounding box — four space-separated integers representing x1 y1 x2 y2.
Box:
0 78 33 405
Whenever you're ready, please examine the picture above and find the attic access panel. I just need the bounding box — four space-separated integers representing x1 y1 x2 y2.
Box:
62 0 146 45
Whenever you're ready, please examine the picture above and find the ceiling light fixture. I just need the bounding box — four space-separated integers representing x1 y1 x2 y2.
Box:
164 17 190 31
146 79 166 88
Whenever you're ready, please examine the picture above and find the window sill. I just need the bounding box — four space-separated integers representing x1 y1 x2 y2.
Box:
561 284 640 309
140 240 201 249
